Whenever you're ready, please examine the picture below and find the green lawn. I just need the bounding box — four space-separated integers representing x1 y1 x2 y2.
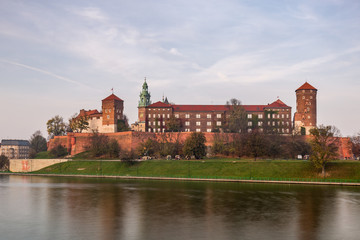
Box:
34 159 360 181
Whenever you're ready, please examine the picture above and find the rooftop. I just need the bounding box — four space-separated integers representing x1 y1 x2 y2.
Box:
296 82 317 91
1 139 30 146
102 93 123 102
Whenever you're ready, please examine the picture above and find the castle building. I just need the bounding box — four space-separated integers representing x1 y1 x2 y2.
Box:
132 79 293 134
293 82 317 135
0 139 30 159
75 93 125 133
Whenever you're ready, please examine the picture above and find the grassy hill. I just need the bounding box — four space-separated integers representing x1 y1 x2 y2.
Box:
34 159 360 182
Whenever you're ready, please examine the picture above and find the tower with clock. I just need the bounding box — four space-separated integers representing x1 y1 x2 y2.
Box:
294 82 317 135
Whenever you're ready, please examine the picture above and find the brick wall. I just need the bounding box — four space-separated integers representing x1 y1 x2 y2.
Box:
48 131 231 156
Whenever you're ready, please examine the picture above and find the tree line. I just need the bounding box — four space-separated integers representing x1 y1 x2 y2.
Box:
46 114 130 139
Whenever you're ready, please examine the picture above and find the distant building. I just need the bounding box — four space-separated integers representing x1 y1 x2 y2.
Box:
0 139 30 159
293 82 317 135
74 93 125 133
132 79 292 134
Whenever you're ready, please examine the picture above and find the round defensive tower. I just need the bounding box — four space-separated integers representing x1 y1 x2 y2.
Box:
294 82 317 135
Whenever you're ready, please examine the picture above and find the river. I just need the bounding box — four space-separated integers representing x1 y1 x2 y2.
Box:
0 175 360 240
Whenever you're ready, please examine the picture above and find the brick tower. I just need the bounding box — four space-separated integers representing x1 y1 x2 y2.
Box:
294 82 317 135
101 93 124 133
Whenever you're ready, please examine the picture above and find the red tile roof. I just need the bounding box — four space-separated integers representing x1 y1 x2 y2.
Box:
78 109 100 117
265 99 290 108
147 100 290 113
172 105 230 112
296 82 317 91
148 101 172 108
242 105 267 112
102 94 123 102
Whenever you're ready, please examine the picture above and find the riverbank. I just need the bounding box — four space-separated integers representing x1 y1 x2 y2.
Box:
2 172 360 186
8 159 360 185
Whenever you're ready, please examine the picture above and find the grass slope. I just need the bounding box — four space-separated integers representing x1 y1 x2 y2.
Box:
35 159 360 181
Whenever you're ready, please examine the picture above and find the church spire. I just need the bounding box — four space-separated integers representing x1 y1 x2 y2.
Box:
138 78 151 107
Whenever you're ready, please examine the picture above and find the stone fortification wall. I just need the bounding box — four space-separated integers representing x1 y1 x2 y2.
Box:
10 159 68 172
48 132 352 159
48 132 230 156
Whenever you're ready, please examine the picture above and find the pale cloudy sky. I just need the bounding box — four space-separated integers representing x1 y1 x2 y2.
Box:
0 0 359 139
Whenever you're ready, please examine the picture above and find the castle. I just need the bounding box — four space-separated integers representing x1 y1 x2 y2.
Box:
131 80 317 135
50 81 354 159
75 80 317 136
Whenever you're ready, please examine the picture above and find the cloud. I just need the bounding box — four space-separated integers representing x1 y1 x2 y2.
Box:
71 7 108 22
169 48 183 56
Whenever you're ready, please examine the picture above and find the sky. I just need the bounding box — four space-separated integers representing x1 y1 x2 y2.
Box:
0 0 359 140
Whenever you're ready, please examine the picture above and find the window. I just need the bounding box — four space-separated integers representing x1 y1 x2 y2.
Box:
302 96 305 99
268 114 271 118
167 114 170 118
258 114 263 119
196 114 201 118
153 114 156 118
207 114 211 118
286 122 289 126
247 114 252 119
216 121 221 126
196 128 201 132
175 114 179 118
107 115 110 119
185 114 190 118
185 128 190 132
207 122 211 126
258 121 263 126
148 129 152 132
158 114 161 118
196 121 201 126
162 121 165 125
207 129 212 132
308 116 311 119
272 122 275 126
310 96 313 99
281 114 284 118
163 114 165 118
185 121 190 126
286 114 289 118
272 114 276 118
109 109 111 113
217 114 221 118
248 121 252 126
148 114 151 118
286 129 289 133
248 129 252 133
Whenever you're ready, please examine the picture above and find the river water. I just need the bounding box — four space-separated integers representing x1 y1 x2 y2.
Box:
1 175 360 240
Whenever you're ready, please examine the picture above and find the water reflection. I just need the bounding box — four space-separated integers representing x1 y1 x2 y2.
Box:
1 175 360 240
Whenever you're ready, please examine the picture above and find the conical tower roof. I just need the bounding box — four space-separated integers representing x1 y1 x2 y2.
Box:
296 82 317 91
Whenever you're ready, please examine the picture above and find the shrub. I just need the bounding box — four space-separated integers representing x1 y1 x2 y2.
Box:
50 144 68 158
183 132 206 159
108 139 121 158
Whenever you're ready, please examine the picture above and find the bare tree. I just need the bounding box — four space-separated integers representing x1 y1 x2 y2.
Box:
309 125 340 177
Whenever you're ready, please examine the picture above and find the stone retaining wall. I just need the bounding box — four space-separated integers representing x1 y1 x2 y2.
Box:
10 159 68 172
